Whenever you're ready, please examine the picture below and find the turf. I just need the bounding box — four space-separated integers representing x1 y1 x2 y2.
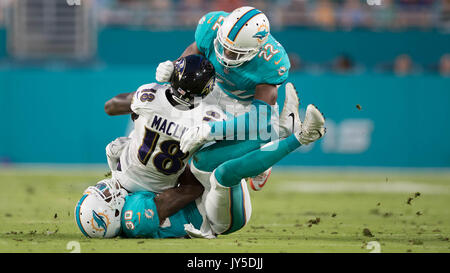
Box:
0 167 449 253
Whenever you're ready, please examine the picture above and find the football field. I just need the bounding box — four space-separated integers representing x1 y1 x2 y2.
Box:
0 166 449 253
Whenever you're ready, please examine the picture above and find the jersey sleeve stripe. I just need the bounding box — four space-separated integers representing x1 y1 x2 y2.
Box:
227 8 262 42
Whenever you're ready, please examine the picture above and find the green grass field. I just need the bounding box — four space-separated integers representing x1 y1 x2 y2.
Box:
0 167 449 253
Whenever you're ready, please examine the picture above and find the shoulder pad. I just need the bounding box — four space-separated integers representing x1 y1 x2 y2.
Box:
258 35 291 85
195 11 229 54
131 83 166 115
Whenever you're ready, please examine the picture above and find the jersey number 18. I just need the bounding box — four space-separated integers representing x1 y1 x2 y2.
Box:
137 129 189 175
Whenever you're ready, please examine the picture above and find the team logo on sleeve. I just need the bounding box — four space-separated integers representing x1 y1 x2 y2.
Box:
174 57 186 81
91 211 110 236
278 66 287 76
144 209 154 219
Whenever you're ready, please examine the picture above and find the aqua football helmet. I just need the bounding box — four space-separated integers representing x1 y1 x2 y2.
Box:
214 6 270 68
74 178 128 238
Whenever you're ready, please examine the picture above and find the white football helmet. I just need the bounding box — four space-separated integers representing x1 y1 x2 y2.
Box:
214 6 270 68
74 178 128 238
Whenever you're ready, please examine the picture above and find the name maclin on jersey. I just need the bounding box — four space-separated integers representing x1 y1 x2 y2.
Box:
150 114 189 139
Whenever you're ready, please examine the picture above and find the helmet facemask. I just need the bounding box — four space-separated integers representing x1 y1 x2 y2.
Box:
214 35 260 68
84 179 127 210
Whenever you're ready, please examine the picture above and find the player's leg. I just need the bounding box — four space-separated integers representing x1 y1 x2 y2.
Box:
249 82 301 190
205 82 298 191
214 104 326 187
204 135 299 235
214 134 301 188
192 102 324 190
204 104 326 235
192 139 265 173
194 83 279 174
204 178 252 235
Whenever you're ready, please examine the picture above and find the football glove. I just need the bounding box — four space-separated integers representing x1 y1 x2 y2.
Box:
180 123 212 154
155 60 174 82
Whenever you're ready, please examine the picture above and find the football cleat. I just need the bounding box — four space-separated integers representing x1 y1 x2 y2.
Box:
295 104 326 145
279 82 301 138
249 167 272 191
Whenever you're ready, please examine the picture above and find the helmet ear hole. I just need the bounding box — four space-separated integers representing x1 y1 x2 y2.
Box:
115 210 120 217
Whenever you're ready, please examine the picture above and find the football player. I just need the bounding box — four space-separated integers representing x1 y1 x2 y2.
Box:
75 83 326 239
103 54 222 192
155 6 298 191
101 54 223 224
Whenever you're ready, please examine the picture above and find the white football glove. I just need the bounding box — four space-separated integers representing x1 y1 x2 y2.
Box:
105 137 130 171
180 123 212 154
155 60 174 82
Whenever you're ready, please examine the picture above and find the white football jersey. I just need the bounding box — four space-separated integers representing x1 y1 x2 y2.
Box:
115 83 225 193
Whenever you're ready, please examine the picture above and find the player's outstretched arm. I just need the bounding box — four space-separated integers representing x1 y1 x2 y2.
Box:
153 164 204 225
104 92 135 116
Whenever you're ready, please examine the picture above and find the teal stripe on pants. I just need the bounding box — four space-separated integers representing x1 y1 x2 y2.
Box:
222 183 247 235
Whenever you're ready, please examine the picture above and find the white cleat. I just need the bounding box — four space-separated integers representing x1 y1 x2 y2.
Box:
279 82 301 138
295 104 326 145
249 167 272 191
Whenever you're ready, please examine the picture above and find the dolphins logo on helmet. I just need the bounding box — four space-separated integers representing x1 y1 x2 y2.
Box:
253 24 269 43
75 178 127 238
91 211 110 236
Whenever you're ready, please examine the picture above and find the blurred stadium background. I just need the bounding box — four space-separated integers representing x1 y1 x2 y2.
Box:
0 0 449 168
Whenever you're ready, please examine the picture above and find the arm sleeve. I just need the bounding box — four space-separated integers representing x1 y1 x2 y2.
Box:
260 37 291 86
130 83 160 116
264 64 290 86
121 193 160 238
194 11 226 56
